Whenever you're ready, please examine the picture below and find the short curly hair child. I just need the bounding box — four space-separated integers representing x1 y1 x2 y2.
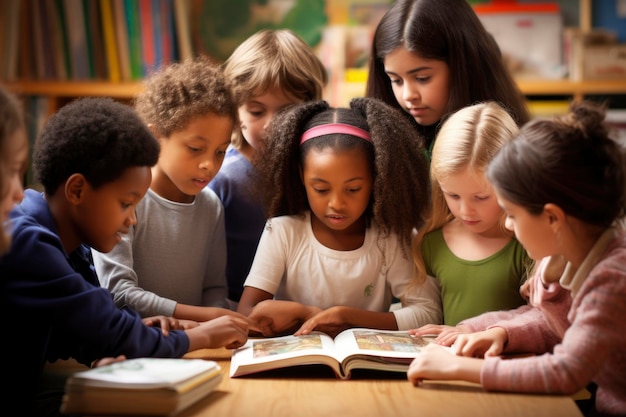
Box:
134 56 237 138
34 97 159 195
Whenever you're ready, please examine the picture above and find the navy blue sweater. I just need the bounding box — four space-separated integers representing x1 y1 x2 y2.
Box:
1 190 190 409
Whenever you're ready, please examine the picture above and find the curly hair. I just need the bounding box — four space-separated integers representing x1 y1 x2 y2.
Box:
34 97 160 195
0 86 26 253
253 97 430 251
0 87 24 194
223 29 328 148
366 0 529 145
134 56 237 138
488 100 626 228
411 101 520 287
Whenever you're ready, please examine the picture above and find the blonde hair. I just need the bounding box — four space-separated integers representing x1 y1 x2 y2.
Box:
223 29 328 148
411 101 519 287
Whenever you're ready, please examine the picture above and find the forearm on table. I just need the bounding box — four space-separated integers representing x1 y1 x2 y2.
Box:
338 307 399 330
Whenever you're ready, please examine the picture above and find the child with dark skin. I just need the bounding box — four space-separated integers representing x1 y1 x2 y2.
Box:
0 98 249 415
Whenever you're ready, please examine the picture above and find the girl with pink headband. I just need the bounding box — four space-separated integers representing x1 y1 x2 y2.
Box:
237 97 442 337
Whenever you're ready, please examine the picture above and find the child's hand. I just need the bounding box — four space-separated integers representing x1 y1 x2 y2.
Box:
407 344 482 384
142 315 188 336
249 300 320 336
93 355 127 368
192 315 249 349
294 306 350 338
453 327 508 357
409 324 471 346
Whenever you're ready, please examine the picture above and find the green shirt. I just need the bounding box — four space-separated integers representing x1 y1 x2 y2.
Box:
422 228 529 326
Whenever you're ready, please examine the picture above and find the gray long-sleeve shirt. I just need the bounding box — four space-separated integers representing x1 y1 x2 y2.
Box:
92 187 228 317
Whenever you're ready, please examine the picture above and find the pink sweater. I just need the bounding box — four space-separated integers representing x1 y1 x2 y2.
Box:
459 255 572 353
475 228 626 415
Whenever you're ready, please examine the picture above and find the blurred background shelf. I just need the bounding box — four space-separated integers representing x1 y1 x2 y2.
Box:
516 78 626 100
5 80 143 99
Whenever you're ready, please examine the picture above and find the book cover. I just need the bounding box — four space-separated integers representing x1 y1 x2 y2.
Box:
230 329 451 380
151 0 163 68
85 0 108 80
61 0 91 80
31 0 50 80
17 0 35 80
45 0 69 81
139 0 156 75
61 358 223 416
112 0 132 81
173 0 192 61
160 0 177 64
54 0 73 80
2 0 22 81
99 0 121 82
124 0 143 79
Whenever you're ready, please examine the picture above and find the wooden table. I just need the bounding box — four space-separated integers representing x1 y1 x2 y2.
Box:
178 348 584 417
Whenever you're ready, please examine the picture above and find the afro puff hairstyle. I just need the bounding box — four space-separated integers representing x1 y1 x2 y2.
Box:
34 97 160 195
254 97 431 251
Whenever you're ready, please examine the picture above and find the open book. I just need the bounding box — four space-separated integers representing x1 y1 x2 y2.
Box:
230 328 454 380
61 357 223 416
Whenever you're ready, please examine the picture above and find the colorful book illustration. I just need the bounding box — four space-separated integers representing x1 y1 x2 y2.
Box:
230 328 453 380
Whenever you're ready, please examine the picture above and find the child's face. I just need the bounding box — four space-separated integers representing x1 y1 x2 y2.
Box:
1 128 28 223
77 166 152 253
301 147 373 235
497 193 556 261
152 114 234 203
439 167 503 237
238 86 301 151
383 46 450 127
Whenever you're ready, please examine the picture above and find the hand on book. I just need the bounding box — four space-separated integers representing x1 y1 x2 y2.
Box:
187 315 250 350
452 327 508 358
407 343 481 385
294 306 352 338
408 324 471 347
248 300 322 337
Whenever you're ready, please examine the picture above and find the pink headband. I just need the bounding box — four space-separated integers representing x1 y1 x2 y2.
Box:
300 123 371 144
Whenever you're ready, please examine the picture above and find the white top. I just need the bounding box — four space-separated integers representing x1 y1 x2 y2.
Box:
92 188 229 317
244 212 442 329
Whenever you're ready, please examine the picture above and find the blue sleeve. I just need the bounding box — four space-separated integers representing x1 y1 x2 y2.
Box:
2 219 190 366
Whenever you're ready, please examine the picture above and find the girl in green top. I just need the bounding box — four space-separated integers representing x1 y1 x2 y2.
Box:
409 101 532 326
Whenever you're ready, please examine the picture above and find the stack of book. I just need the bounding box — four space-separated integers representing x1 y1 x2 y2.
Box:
61 357 223 416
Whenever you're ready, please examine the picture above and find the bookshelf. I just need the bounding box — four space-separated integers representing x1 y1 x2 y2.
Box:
3 0 626 117
6 77 626 110
515 79 626 100
5 81 142 99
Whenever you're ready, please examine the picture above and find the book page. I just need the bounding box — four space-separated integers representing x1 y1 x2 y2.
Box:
332 328 431 363
229 331 344 377
332 329 456 377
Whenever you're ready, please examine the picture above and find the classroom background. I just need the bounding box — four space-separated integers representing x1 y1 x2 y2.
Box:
1 0 625 187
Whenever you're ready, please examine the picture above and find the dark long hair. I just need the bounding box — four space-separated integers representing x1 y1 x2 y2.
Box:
366 0 529 141
488 101 626 227
253 97 431 250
